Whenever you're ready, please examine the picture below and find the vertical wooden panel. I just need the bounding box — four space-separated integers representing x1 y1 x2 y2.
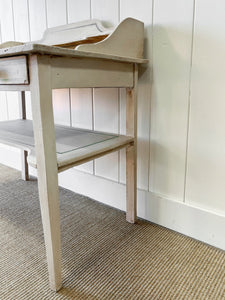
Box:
6 92 19 119
13 0 31 121
0 92 8 121
149 0 194 200
0 0 20 121
120 0 152 190
71 88 93 174
25 92 32 120
71 88 92 130
0 0 14 42
91 2 119 181
94 88 119 181
91 0 119 26
185 0 225 211
52 89 70 126
28 0 47 40
67 0 90 23
67 3 92 174
13 0 30 42
46 0 67 28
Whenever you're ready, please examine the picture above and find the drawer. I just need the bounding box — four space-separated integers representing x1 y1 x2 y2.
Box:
0 55 29 85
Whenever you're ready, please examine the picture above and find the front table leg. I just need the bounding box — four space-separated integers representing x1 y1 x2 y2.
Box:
29 55 62 291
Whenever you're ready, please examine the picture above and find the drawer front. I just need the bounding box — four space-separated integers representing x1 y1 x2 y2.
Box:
0 55 28 85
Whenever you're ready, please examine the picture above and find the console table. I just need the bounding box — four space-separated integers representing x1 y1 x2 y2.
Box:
0 18 147 291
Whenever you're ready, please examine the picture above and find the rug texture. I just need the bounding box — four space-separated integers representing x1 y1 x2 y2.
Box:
0 164 225 300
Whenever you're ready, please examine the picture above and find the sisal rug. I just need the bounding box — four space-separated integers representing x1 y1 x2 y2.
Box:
0 164 225 300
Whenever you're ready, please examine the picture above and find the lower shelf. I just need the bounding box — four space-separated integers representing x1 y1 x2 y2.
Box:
0 119 134 172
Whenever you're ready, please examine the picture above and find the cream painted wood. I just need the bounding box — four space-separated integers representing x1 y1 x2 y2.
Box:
149 0 194 200
0 43 147 64
120 0 152 190
0 85 30 92
0 119 133 173
67 0 90 23
185 0 225 211
0 56 28 85
39 19 112 46
0 17 145 290
12 0 30 42
77 18 144 60
126 64 138 223
51 56 133 89
46 0 67 28
18 91 29 181
29 55 62 291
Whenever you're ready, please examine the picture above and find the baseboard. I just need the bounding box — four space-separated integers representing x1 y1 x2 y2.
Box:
58 168 225 251
1 145 225 251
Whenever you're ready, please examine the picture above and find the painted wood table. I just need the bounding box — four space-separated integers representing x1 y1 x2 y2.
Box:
0 18 147 291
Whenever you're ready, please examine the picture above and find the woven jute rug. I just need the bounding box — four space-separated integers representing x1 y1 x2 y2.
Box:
1 164 225 299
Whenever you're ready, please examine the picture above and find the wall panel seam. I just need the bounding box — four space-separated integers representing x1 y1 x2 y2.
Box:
27 0 31 41
183 0 196 203
148 0 154 192
11 0 16 40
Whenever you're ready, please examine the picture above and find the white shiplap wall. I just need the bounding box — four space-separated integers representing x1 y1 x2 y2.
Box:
1 0 225 250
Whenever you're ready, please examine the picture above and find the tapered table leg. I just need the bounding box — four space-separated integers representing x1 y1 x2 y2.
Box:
29 55 62 291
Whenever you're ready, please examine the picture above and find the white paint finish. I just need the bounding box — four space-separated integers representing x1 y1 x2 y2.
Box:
46 0 67 28
71 88 93 174
67 0 90 23
93 88 118 133
25 92 32 120
71 88 92 130
58 167 225 251
185 0 225 211
94 88 119 181
95 152 119 181
0 0 14 42
12 0 30 42
0 144 21 170
52 89 70 126
28 0 47 40
7 92 19 119
91 0 119 26
120 0 152 191
0 92 7 120
75 161 93 174
149 0 194 199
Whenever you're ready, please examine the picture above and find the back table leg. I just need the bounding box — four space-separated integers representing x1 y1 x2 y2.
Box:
126 64 138 223
18 91 29 181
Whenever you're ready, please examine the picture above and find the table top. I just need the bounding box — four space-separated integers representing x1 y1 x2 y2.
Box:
0 43 148 64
